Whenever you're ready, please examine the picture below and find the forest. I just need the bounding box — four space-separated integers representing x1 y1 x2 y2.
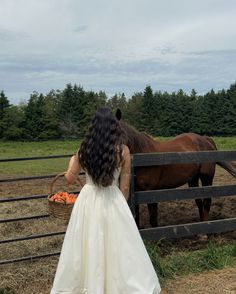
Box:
0 82 236 140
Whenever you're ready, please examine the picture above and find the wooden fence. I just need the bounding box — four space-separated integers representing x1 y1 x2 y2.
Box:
0 154 73 265
130 150 236 240
1 150 236 265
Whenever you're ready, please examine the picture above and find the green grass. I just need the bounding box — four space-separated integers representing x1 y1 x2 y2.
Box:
146 241 236 283
0 140 81 176
213 137 236 150
0 137 236 176
0 288 15 294
155 136 236 150
0 140 81 158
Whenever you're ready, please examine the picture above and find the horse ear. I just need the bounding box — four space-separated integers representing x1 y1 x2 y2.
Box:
116 108 122 120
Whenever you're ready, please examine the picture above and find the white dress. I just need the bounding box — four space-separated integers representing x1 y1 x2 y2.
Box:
51 168 161 294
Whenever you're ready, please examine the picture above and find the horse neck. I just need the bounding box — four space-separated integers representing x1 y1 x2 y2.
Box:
127 130 159 153
140 132 160 152
120 121 160 153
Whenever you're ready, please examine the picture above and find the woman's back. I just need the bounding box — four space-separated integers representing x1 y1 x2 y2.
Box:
85 167 121 187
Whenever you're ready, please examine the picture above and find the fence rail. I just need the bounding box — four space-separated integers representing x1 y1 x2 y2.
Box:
132 150 236 166
0 190 80 203
0 174 58 183
0 154 73 163
0 231 65 244
0 252 61 265
0 214 50 223
140 218 236 240
135 184 236 204
1 151 236 265
0 173 85 183
131 150 236 239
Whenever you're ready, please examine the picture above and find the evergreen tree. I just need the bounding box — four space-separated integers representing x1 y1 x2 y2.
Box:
82 91 107 134
199 89 219 135
192 94 203 134
24 92 46 140
152 91 165 135
218 89 230 135
106 93 127 113
224 83 236 135
58 84 87 138
39 90 61 139
126 92 143 130
1 105 25 140
0 91 10 120
142 85 156 134
190 89 200 133
156 91 174 136
0 91 10 138
177 89 195 133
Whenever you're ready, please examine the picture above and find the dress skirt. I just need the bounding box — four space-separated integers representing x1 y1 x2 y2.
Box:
50 181 161 294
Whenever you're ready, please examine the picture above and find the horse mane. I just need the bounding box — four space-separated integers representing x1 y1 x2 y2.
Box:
142 132 155 140
120 120 156 153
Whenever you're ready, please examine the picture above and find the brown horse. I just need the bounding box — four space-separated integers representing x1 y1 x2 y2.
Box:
117 112 236 227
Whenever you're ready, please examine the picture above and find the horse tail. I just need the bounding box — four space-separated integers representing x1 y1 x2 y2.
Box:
203 136 236 178
216 161 236 179
203 135 217 150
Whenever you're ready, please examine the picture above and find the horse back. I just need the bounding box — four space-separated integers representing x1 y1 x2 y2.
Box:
156 133 217 152
136 133 217 190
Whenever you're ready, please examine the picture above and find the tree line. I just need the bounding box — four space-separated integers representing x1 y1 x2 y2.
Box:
0 82 236 140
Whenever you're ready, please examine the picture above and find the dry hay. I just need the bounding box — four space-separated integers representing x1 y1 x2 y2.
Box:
164 267 236 294
1 258 58 294
0 176 82 293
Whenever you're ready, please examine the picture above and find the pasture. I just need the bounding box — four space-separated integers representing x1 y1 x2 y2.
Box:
1 136 236 175
0 138 236 293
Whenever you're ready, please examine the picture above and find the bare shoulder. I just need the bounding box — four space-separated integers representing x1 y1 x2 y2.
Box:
117 145 130 168
122 144 130 157
121 145 131 165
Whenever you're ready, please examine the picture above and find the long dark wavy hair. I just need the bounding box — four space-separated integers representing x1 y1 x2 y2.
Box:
79 107 125 187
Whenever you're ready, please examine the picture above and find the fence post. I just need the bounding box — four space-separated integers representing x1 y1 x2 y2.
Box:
129 156 140 228
129 157 135 215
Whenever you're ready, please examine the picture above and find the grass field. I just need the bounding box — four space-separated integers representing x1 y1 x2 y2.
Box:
0 140 81 176
1 137 236 176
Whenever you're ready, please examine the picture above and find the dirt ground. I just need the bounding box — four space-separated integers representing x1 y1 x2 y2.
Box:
0 166 236 293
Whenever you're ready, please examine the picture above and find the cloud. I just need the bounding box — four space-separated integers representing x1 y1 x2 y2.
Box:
1 47 236 104
0 0 236 103
73 25 88 33
0 28 28 41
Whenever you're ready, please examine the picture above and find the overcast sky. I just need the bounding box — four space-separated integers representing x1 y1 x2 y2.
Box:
1 0 236 104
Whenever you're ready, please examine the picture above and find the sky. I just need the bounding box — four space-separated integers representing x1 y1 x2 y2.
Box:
0 0 236 104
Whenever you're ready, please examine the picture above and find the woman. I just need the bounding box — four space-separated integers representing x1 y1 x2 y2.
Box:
51 107 161 294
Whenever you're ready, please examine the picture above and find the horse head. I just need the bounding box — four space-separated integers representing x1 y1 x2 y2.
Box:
115 109 156 153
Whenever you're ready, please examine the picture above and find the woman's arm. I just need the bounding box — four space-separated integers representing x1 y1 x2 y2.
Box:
64 152 81 185
119 145 131 201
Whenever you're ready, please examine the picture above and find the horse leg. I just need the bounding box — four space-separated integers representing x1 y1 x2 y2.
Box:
200 174 213 221
188 175 204 221
147 203 158 227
